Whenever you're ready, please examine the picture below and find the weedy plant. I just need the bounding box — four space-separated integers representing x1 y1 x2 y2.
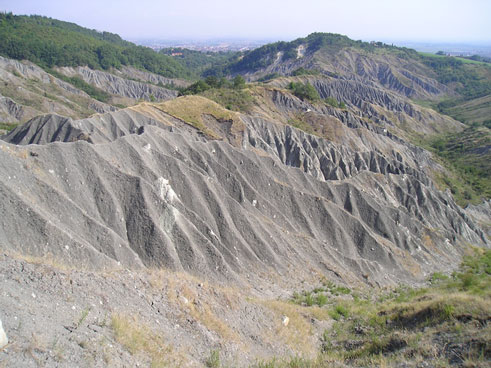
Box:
279 248 491 367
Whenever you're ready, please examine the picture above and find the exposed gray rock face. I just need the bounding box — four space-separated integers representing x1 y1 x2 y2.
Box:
244 115 430 183
465 200 491 238
349 60 446 98
0 56 89 98
0 56 54 84
0 106 486 287
314 79 419 116
0 95 28 122
118 66 191 89
246 47 452 100
0 56 116 122
2 110 161 145
267 76 461 137
57 66 179 101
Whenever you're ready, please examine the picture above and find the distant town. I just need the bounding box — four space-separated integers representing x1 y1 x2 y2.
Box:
133 37 491 58
394 41 491 58
131 38 272 52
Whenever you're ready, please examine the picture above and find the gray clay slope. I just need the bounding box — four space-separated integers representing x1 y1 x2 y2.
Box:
0 101 486 287
56 66 179 101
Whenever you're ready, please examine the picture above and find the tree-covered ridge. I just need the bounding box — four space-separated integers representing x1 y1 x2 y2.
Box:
159 48 237 78
11 14 133 47
420 54 491 100
0 13 192 79
207 32 417 76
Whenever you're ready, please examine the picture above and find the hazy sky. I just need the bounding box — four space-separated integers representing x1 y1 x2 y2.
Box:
1 0 490 43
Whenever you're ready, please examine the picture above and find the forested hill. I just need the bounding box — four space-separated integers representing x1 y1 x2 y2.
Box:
0 13 192 79
206 32 491 102
159 47 237 76
205 32 418 76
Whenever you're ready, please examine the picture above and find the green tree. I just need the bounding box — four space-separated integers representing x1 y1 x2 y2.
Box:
233 75 246 89
205 76 219 88
289 82 320 102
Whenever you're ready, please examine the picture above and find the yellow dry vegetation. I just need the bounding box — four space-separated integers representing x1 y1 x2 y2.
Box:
111 313 184 368
157 95 244 140
148 268 241 342
6 250 79 272
128 103 174 125
257 299 329 355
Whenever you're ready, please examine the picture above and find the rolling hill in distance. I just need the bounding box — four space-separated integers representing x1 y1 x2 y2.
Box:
0 13 489 367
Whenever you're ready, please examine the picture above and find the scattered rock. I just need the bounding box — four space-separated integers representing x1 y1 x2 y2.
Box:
0 319 8 348
282 316 289 327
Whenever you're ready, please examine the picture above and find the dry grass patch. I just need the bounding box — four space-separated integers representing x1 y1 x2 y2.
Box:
128 103 174 125
158 96 242 139
111 313 183 367
5 250 80 272
258 299 320 355
177 284 239 342
148 268 240 342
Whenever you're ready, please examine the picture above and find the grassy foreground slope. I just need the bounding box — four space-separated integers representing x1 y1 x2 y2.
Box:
248 248 490 368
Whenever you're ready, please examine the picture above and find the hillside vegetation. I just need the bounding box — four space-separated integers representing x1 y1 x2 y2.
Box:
0 13 191 78
420 53 491 123
206 33 416 76
414 122 491 206
204 32 490 124
0 17 490 366
201 32 491 206
251 248 490 367
160 47 237 77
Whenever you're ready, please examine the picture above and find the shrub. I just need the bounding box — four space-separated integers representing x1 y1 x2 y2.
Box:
233 75 245 89
288 81 320 102
330 304 349 320
316 293 328 307
324 97 338 108
205 350 221 368
304 293 315 307
291 68 319 76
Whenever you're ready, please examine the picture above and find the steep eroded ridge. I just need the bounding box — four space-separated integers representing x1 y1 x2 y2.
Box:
0 101 486 287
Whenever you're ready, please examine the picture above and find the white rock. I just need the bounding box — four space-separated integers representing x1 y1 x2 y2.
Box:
0 319 8 348
156 177 176 203
282 315 290 327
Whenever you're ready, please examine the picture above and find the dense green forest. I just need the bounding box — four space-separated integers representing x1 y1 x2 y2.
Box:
0 13 192 79
159 48 237 78
421 54 491 100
